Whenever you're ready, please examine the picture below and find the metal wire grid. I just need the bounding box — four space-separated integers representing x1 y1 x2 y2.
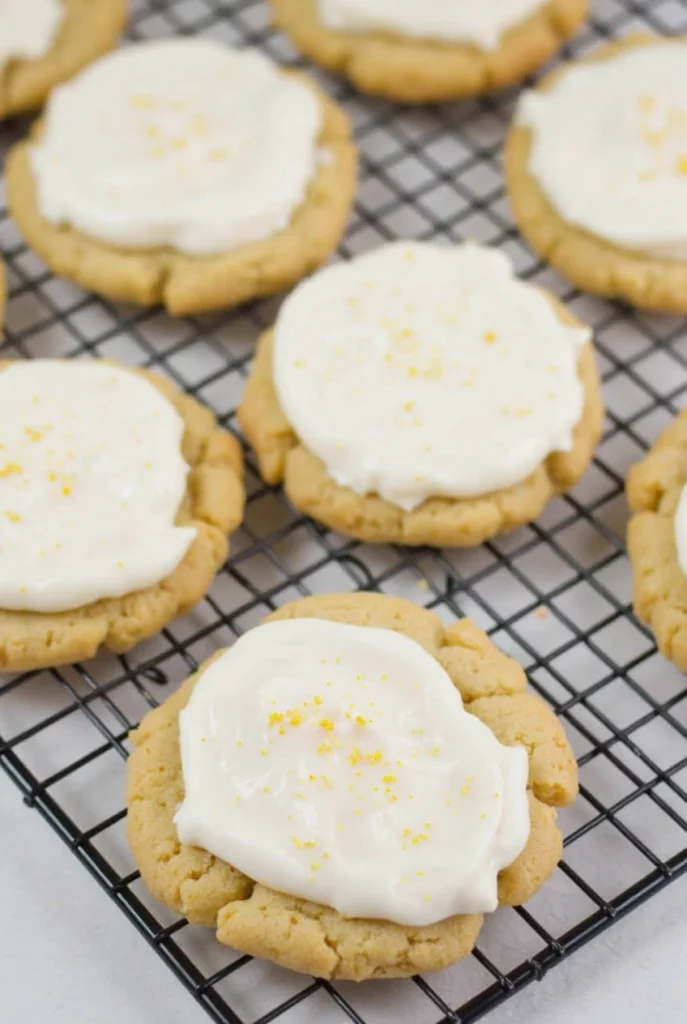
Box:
0 0 686 1021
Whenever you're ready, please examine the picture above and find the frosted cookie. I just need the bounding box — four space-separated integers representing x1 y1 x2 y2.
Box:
270 0 588 103
0 0 127 120
238 242 603 547
507 35 687 312
127 592 578 980
627 411 687 672
6 39 357 316
0 359 244 673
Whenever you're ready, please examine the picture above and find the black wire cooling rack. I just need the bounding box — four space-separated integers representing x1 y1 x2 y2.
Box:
1 0 687 1021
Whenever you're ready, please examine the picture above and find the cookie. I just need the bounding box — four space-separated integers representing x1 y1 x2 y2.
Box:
127 592 578 981
0 0 127 120
506 35 687 312
238 242 603 547
0 359 244 673
270 0 588 103
627 410 687 672
6 39 357 316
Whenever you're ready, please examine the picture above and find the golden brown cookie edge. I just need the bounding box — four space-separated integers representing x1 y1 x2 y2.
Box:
270 0 588 102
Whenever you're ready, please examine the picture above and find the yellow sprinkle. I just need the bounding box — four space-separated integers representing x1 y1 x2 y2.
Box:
131 94 154 109
382 775 396 784
0 463 21 478
62 485 72 497
349 747 361 766
260 747 268 756
403 828 412 838
483 330 497 344
676 155 687 176
461 785 471 795
4 511 21 523
355 715 368 727
268 712 284 727
24 426 47 442
116 560 125 569
416 870 425 877
296 792 306 800
171 136 186 150
313 696 323 706
289 711 304 727
412 833 429 845
262 786 271 793
146 125 160 139
407 367 418 378
308 774 317 781
354 808 362 816
317 742 332 755
365 750 383 765
319 718 335 731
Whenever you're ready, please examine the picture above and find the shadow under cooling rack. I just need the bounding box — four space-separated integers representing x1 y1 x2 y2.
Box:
2 0 687 1022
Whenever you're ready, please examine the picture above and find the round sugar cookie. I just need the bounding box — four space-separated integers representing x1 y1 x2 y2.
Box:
238 241 603 547
0 358 244 673
507 35 687 311
127 592 578 980
7 38 357 315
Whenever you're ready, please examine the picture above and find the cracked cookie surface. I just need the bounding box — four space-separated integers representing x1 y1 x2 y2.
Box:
270 0 587 103
628 411 687 671
238 314 603 548
506 35 687 313
0 0 127 119
127 592 578 980
0 360 245 673
6 77 356 316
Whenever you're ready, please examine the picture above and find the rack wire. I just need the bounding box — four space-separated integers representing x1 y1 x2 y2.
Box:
1 0 687 1021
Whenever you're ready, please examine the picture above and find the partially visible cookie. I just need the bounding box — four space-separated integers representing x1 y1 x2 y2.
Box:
627 411 687 672
506 35 687 312
127 592 578 981
239 241 603 547
0 359 244 673
0 0 127 120
7 39 357 315
270 0 588 103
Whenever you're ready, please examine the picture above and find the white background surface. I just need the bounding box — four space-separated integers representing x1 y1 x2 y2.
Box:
2 768 685 1024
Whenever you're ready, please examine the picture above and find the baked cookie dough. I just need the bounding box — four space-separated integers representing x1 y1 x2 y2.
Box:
507 35 687 312
270 0 588 103
238 242 603 548
127 592 578 980
627 411 687 672
6 39 357 316
0 0 127 120
0 359 244 673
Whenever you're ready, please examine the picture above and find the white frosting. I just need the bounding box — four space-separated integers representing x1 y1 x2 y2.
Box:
30 39 322 256
175 618 530 926
273 242 589 512
0 361 196 614
518 42 687 261
675 485 687 578
318 0 546 49
0 0 63 73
